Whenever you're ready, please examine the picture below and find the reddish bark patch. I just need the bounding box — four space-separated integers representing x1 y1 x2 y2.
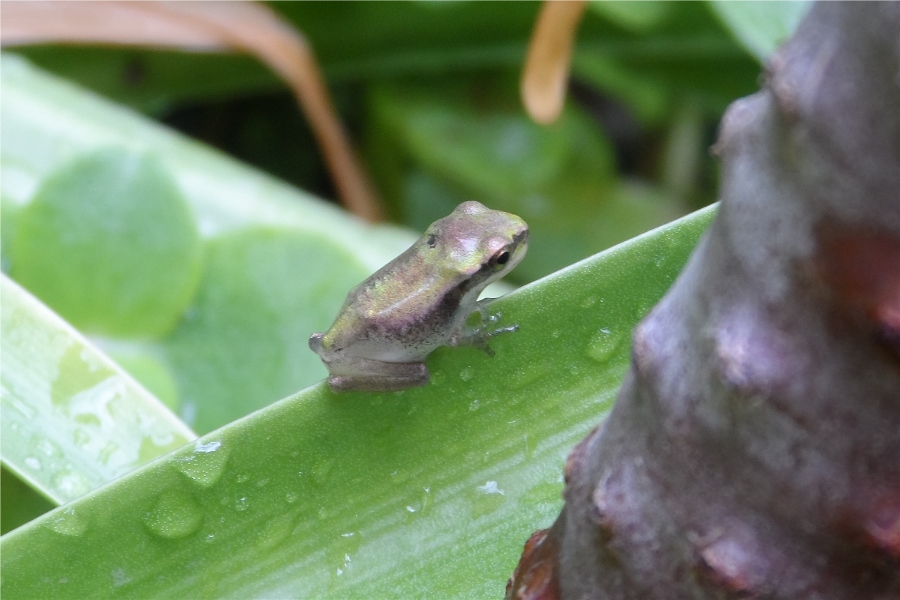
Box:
816 225 900 358
506 527 560 600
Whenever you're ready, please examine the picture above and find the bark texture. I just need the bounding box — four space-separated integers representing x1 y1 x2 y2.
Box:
507 3 900 598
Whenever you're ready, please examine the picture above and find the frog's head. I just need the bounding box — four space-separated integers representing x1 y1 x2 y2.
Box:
429 200 528 293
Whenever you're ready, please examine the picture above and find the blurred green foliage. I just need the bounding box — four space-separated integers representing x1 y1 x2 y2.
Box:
9 1 780 281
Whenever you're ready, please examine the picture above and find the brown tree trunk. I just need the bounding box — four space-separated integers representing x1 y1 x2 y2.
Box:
507 2 900 598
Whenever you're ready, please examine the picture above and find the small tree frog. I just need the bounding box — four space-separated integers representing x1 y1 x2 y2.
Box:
309 201 528 392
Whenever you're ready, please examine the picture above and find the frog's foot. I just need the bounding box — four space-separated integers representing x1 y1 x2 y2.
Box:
450 306 518 356
324 357 429 393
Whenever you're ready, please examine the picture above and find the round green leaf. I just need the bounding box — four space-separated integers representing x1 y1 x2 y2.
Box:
11 148 202 337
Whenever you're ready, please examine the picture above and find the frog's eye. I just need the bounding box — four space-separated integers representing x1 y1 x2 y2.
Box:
489 248 512 270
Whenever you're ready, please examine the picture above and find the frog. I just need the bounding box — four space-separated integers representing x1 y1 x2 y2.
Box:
309 200 528 392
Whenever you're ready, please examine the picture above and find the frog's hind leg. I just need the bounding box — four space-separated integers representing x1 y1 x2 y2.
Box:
324 356 429 392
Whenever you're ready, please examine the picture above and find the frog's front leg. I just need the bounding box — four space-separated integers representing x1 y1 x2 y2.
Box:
448 299 518 356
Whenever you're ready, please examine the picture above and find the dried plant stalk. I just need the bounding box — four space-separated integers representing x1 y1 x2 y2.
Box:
521 0 586 125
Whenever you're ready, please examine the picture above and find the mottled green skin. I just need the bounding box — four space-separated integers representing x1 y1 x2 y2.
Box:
310 201 528 392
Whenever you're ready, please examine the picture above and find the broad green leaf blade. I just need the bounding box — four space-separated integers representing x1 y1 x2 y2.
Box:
0 274 196 504
0 205 716 599
708 0 812 63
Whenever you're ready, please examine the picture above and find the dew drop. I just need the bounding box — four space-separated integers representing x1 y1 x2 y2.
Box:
256 510 297 552
195 440 221 454
143 488 204 539
46 506 88 537
416 486 435 517
51 468 91 499
459 367 474 382
470 480 507 517
390 469 410 485
174 440 229 488
36 439 57 457
509 363 550 389
477 481 505 496
24 456 42 470
586 327 624 364
580 296 598 309
311 458 335 487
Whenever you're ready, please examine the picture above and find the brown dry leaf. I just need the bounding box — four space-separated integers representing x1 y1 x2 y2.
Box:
520 0 587 125
1 0 384 222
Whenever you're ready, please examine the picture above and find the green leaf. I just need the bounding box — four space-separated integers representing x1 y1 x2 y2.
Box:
708 0 812 63
163 227 366 433
0 205 717 598
0 275 195 504
11 149 203 338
